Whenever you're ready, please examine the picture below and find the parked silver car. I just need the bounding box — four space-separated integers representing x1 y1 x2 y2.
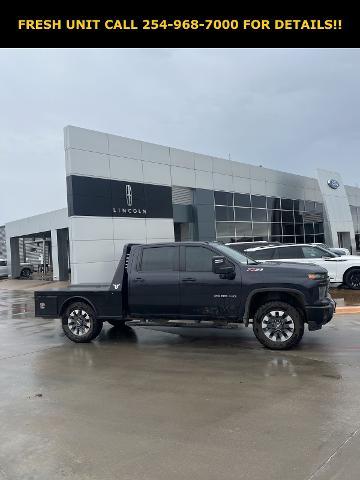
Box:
0 259 34 278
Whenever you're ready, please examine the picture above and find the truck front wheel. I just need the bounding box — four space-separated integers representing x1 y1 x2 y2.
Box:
62 302 103 343
253 301 304 350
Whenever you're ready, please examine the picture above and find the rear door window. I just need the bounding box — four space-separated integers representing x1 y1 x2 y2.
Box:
140 247 177 271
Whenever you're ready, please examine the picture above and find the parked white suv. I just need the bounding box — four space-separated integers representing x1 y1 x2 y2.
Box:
311 243 350 256
0 259 34 279
243 244 360 289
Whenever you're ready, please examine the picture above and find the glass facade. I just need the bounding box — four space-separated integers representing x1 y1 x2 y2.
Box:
350 206 360 250
215 191 325 244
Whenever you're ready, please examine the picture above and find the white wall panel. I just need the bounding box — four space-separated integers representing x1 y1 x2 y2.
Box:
64 126 108 154
195 171 214 190
233 176 251 194
72 261 116 284
147 238 174 244
171 166 196 188
231 162 251 179
145 219 174 239
213 173 233 192
71 240 115 264
66 149 110 178
109 156 144 182
212 157 233 175
69 217 113 241
170 148 195 169
194 153 212 172
113 218 147 240
143 161 171 185
108 134 142 159
142 142 170 164
250 179 266 195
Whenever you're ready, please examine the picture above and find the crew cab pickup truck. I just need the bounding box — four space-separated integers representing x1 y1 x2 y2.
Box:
34 242 335 350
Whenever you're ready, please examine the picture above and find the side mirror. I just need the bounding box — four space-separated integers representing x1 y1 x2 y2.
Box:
212 256 235 275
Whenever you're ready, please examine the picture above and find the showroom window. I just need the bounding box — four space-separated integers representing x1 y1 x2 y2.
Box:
234 193 251 207
214 189 324 244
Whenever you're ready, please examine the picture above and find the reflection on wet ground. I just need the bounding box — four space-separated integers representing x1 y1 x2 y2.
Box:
1 290 360 480
330 287 360 306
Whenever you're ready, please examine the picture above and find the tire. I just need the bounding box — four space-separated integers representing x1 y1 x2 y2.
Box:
253 301 304 350
20 268 31 278
344 269 360 290
62 302 103 343
107 320 126 328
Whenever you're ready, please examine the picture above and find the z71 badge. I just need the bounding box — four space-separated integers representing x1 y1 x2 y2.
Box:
247 267 264 272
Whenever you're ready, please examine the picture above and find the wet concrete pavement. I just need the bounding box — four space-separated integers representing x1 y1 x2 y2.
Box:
1 291 360 479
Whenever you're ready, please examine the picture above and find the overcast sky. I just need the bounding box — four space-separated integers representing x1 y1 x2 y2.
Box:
1 48 360 225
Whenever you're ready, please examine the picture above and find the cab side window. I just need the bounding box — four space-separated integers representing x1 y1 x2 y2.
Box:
185 247 215 272
140 247 176 271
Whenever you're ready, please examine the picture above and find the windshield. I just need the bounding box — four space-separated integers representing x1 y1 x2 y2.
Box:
213 243 258 265
317 246 337 258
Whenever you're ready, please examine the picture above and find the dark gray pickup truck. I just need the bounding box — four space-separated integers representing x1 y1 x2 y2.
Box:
35 242 335 350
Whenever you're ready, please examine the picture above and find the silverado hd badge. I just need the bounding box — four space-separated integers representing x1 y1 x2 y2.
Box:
247 267 264 272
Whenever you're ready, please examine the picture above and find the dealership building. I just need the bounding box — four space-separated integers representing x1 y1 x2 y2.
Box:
4 125 360 283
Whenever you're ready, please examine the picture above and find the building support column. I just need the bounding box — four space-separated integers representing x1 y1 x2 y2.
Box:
10 237 21 278
51 229 59 281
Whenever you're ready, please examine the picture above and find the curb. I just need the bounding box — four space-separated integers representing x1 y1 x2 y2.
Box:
335 306 360 315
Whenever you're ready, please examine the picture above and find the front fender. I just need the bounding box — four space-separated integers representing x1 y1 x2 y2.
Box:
243 288 307 326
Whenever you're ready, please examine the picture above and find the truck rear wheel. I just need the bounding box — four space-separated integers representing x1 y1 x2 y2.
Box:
253 301 304 350
62 302 103 343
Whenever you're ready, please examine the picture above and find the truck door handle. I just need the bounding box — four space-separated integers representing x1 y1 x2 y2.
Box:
134 277 144 283
182 277 196 282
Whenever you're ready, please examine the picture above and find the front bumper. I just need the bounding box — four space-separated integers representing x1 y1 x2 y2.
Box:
305 297 336 331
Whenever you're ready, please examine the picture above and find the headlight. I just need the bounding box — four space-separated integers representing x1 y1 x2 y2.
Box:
307 273 327 280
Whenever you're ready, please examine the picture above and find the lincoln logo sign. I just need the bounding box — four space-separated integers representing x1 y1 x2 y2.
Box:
327 179 340 190
112 183 147 216
125 184 133 207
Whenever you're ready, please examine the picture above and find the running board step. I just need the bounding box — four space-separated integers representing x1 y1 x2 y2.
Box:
126 319 242 329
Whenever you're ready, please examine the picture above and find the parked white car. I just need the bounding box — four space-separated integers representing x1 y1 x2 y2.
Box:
0 259 34 279
243 244 360 289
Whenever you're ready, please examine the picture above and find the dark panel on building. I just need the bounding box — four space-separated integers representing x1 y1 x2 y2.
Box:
193 188 216 241
173 204 194 223
67 175 173 219
57 228 70 281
